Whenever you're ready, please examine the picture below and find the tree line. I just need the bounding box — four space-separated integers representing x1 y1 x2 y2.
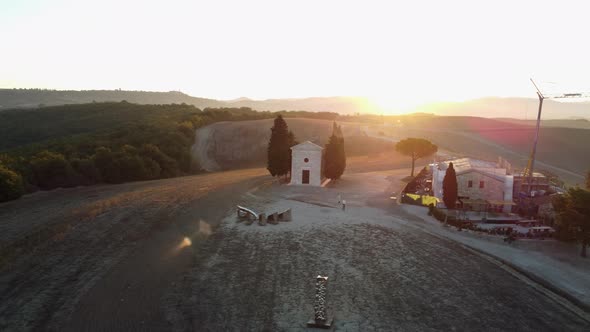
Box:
0 102 339 202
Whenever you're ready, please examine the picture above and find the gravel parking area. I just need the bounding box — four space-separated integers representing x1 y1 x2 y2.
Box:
165 179 589 331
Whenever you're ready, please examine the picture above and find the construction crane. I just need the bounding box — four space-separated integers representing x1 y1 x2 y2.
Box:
523 79 590 194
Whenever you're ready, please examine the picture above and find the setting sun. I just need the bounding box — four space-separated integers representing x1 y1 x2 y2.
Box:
2 0 589 104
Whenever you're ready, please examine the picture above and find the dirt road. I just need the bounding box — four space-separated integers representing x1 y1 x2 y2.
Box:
191 124 221 172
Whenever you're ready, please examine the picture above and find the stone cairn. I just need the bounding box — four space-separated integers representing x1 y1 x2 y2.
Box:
307 275 333 328
314 275 328 321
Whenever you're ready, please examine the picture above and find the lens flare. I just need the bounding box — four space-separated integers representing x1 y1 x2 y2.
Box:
181 237 192 247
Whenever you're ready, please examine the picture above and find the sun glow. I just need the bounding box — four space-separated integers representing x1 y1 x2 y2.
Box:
369 95 426 115
1 0 589 103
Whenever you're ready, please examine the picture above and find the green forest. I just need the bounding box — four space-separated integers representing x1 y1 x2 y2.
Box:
0 102 338 202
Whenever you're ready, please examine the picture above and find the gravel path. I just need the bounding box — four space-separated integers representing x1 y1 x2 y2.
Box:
167 210 589 331
191 124 221 171
164 180 590 331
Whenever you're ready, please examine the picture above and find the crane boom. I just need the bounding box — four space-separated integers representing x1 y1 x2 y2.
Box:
522 79 589 193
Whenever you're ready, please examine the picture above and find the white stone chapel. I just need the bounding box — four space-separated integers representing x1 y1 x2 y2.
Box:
290 141 323 186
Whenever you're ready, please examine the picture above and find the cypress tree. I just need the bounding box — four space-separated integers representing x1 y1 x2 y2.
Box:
267 115 292 177
324 122 346 180
443 162 458 209
287 130 297 172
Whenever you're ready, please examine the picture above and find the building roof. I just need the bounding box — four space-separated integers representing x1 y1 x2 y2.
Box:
437 157 509 181
291 141 323 151
439 158 498 173
513 172 546 178
457 168 507 182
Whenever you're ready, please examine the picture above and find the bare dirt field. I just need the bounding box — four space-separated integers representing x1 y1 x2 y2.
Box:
163 170 589 331
0 168 270 331
1 154 588 331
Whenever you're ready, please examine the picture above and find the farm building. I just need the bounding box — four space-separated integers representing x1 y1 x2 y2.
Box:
431 158 514 212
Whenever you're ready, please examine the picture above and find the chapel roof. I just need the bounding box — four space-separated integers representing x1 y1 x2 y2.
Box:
291 141 323 151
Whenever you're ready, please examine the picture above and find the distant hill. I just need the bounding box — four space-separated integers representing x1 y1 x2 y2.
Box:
4 89 589 119
0 89 226 109
223 96 374 114
495 118 590 130
389 116 590 185
0 89 372 114
415 97 590 120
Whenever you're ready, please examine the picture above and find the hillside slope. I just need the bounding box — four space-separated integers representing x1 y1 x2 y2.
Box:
194 116 590 185
394 116 590 184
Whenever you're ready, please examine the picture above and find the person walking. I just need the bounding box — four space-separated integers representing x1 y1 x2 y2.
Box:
342 199 346 211
337 193 341 204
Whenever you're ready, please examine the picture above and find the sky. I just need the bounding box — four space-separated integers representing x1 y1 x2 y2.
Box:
1 0 590 112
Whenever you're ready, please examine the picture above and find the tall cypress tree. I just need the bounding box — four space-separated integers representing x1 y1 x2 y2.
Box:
267 115 293 177
287 130 297 172
324 122 346 180
442 162 458 209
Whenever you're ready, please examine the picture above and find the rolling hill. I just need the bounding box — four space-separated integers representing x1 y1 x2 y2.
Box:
3 89 590 120
416 97 590 120
194 115 590 185
0 89 225 110
1 99 588 186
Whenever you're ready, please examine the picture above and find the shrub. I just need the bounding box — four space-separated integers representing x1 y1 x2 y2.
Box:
141 157 162 180
70 158 102 184
139 144 179 178
115 154 147 181
30 150 78 189
0 165 25 202
92 147 115 178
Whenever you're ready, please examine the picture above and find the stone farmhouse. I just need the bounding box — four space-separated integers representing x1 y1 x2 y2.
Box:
431 158 514 212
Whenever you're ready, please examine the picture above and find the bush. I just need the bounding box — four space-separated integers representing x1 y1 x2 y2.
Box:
70 158 102 184
30 150 78 189
92 147 115 178
431 207 460 226
0 165 25 202
115 154 147 182
139 144 179 178
141 157 162 180
431 207 446 221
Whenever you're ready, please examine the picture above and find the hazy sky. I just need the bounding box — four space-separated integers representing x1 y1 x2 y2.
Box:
1 0 589 111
